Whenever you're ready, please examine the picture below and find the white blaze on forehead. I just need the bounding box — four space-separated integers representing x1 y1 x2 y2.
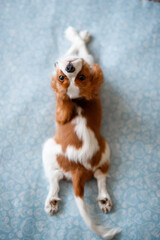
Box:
58 56 83 99
67 77 80 99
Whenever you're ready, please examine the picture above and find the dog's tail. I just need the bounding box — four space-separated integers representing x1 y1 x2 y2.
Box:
72 172 121 239
75 197 120 239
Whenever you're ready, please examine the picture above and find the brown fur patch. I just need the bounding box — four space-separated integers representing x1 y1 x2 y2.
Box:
81 63 103 100
72 97 102 135
55 97 76 124
74 62 103 101
51 69 70 100
75 61 92 98
54 121 82 153
57 155 93 197
99 162 110 174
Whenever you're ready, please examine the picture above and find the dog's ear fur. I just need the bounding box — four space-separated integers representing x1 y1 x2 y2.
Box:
55 97 75 124
90 64 103 99
51 76 75 124
51 75 66 100
51 75 58 95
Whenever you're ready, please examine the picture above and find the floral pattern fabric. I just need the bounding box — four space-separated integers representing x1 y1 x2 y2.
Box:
0 0 160 239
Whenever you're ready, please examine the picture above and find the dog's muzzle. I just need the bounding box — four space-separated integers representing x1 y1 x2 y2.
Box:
65 63 75 73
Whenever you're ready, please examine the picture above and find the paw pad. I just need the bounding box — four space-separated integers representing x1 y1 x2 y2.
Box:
45 197 59 215
100 198 108 204
50 200 57 205
98 197 112 214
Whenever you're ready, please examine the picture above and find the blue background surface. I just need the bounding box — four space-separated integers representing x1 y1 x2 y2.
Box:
0 0 160 239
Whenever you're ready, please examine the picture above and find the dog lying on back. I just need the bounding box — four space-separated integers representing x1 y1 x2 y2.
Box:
42 27 120 239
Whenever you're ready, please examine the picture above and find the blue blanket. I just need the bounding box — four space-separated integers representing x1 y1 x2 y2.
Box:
0 0 160 239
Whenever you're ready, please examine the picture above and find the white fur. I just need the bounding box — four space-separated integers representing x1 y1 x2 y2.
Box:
43 139 65 214
42 138 62 177
67 76 80 99
43 138 72 180
75 197 121 239
94 167 113 213
58 56 82 78
79 30 91 44
44 169 63 215
43 139 71 214
65 26 94 65
94 169 111 200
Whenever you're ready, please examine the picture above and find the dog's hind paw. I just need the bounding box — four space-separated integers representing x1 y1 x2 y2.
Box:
98 197 112 213
79 30 91 43
45 197 60 215
65 26 78 42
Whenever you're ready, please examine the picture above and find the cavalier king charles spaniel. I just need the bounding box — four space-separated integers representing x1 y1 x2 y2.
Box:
42 27 120 239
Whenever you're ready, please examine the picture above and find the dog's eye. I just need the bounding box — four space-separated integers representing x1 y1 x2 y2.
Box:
78 75 86 80
59 75 65 82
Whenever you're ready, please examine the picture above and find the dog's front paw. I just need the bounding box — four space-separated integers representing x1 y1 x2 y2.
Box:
98 197 112 214
79 30 91 43
65 26 77 42
45 197 60 215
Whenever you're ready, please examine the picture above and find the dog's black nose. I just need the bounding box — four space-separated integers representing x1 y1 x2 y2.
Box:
65 63 75 73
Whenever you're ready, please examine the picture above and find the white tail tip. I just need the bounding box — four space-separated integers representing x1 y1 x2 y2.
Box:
75 197 121 239
102 228 121 239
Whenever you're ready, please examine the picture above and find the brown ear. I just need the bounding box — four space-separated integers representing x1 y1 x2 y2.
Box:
90 64 103 99
51 75 57 93
55 97 75 124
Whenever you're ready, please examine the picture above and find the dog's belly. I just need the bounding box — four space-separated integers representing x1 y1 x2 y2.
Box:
65 115 99 164
43 114 110 179
55 113 100 169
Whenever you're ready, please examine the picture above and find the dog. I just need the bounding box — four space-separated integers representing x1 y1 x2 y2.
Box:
42 27 120 239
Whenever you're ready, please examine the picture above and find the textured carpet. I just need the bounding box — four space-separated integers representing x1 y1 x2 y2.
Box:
0 0 160 239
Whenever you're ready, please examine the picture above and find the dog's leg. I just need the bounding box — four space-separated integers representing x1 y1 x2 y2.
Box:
94 169 112 213
79 30 91 44
77 30 94 65
65 43 78 56
65 29 90 56
42 138 64 215
65 26 94 64
78 42 94 65
65 27 79 56
44 170 63 215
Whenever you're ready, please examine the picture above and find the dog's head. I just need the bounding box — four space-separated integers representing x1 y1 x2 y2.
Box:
52 56 103 100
